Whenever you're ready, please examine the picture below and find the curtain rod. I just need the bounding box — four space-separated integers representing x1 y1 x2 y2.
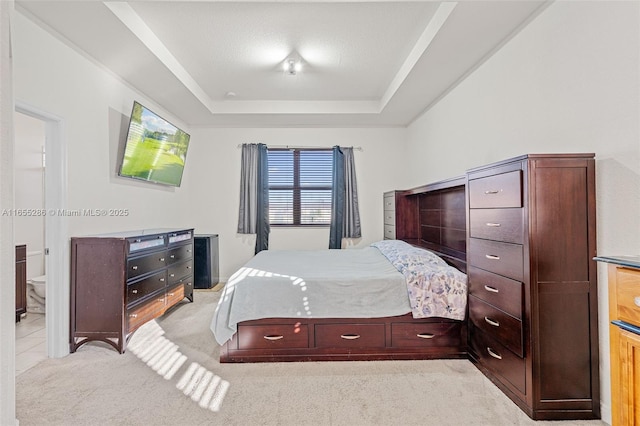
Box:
237 144 363 151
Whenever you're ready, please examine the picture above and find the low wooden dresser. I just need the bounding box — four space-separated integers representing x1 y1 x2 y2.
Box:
595 255 640 425
466 154 599 420
70 228 194 353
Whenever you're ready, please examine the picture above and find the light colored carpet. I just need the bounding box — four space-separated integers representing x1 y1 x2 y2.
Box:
17 290 607 426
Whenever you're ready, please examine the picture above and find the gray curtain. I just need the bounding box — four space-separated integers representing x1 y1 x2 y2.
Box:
329 146 361 249
329 146 345 249
237 143 269 253
342 147 361 239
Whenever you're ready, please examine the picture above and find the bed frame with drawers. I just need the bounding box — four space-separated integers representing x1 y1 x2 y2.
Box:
220 176 469 363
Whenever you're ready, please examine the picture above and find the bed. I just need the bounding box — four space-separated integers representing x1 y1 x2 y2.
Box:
212 178 468 363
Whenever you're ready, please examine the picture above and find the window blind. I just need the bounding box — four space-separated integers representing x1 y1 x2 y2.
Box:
268 148 333 226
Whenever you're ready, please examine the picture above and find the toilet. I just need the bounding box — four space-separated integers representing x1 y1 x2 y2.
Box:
27 274 46 313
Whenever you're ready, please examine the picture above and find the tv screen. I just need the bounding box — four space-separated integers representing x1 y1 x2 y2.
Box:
119 101 190 187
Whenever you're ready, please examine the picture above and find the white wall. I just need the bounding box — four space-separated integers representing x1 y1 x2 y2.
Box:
184 127 407 279
12 12 192 237
406 2 640 423
0 1 16 424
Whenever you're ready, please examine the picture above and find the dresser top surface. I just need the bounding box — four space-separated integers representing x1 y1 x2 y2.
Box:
594 255 640 269
77 228 194 239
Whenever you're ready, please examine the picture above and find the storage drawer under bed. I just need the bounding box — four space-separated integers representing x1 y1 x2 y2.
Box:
237 323 309 350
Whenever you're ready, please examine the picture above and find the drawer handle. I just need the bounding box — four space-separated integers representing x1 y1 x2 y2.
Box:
168 292 175 296
417 333 435 339
487 347 502 360
158 298 164 302
129 313 137 318
483 285 499 293
170 273 175 278
132 289 138 294
159 278 165 282
634 297 640 307
263 335 284 341
340 334 361 340
159 257 165 262
485 222 501 227
170 255 175 259
484 189 501 195
187 266 192 269
187 249 192 253
131 265 138 270
484 317 500 327
485 254 500 260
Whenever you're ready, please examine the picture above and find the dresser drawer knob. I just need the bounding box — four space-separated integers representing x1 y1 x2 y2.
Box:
263 335 284 341
159 277 165 282
158 298 164 302
340 334 361 340
634 297 640 307
484 189 501 195
129 313 137 318
170 273 175 278
417 333 435 339
485 222 501 227
132 289 138 294
168 292 175 296
131 265 138 270
484 317 500 327
485 254 500 260
170 255 175 259
484 285 499 293
159 257 165 262
487 347 502 360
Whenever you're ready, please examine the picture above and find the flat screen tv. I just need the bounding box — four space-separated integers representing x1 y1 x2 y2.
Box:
119 101 190 187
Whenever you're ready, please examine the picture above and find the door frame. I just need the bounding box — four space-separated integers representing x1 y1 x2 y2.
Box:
15 102 69 358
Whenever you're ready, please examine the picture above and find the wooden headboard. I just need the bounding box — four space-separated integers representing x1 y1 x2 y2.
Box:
396 176 467 273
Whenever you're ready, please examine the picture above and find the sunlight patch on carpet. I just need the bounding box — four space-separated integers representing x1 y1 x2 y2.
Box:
128 319 229 412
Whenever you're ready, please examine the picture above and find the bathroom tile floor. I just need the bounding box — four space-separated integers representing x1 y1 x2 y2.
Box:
15 313 47 376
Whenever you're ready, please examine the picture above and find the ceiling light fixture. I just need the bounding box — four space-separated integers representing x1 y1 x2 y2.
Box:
283 58 302 75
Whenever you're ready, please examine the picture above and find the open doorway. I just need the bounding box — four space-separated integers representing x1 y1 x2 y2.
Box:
13 112 47 372
15 103 69 361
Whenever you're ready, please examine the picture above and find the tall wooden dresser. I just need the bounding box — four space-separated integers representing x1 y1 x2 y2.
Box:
466 154 599 420
595 255 640 425
70 228 194 353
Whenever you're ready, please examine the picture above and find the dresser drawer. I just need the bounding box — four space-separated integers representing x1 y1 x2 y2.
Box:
127 295 166 332
126 271 166 306
315 323 386 348
391 322 461 348
469 238 524 282
384 210 395 226
469 208 523 244
237 323 309 350
470 326 526 394
167 243 193 265
384 224 396 240
615 267 640 328
166 283 184 307
469 295 523 357
468 266 523 319
127 251 166 280
469 170 522 209
168 260 193 284
383 193 395 211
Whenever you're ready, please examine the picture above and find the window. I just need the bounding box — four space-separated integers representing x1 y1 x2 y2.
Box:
268 148 333 226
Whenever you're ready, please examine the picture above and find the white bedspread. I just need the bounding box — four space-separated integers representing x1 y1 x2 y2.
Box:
210 246 410 345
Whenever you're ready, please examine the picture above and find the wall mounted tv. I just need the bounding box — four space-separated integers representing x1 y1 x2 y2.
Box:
119 101 190 187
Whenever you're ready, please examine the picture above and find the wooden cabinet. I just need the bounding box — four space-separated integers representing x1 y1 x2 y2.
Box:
70 228 194 354
383 190 418 240
467 154 599 420
596 259 640 425
15 244 27 322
